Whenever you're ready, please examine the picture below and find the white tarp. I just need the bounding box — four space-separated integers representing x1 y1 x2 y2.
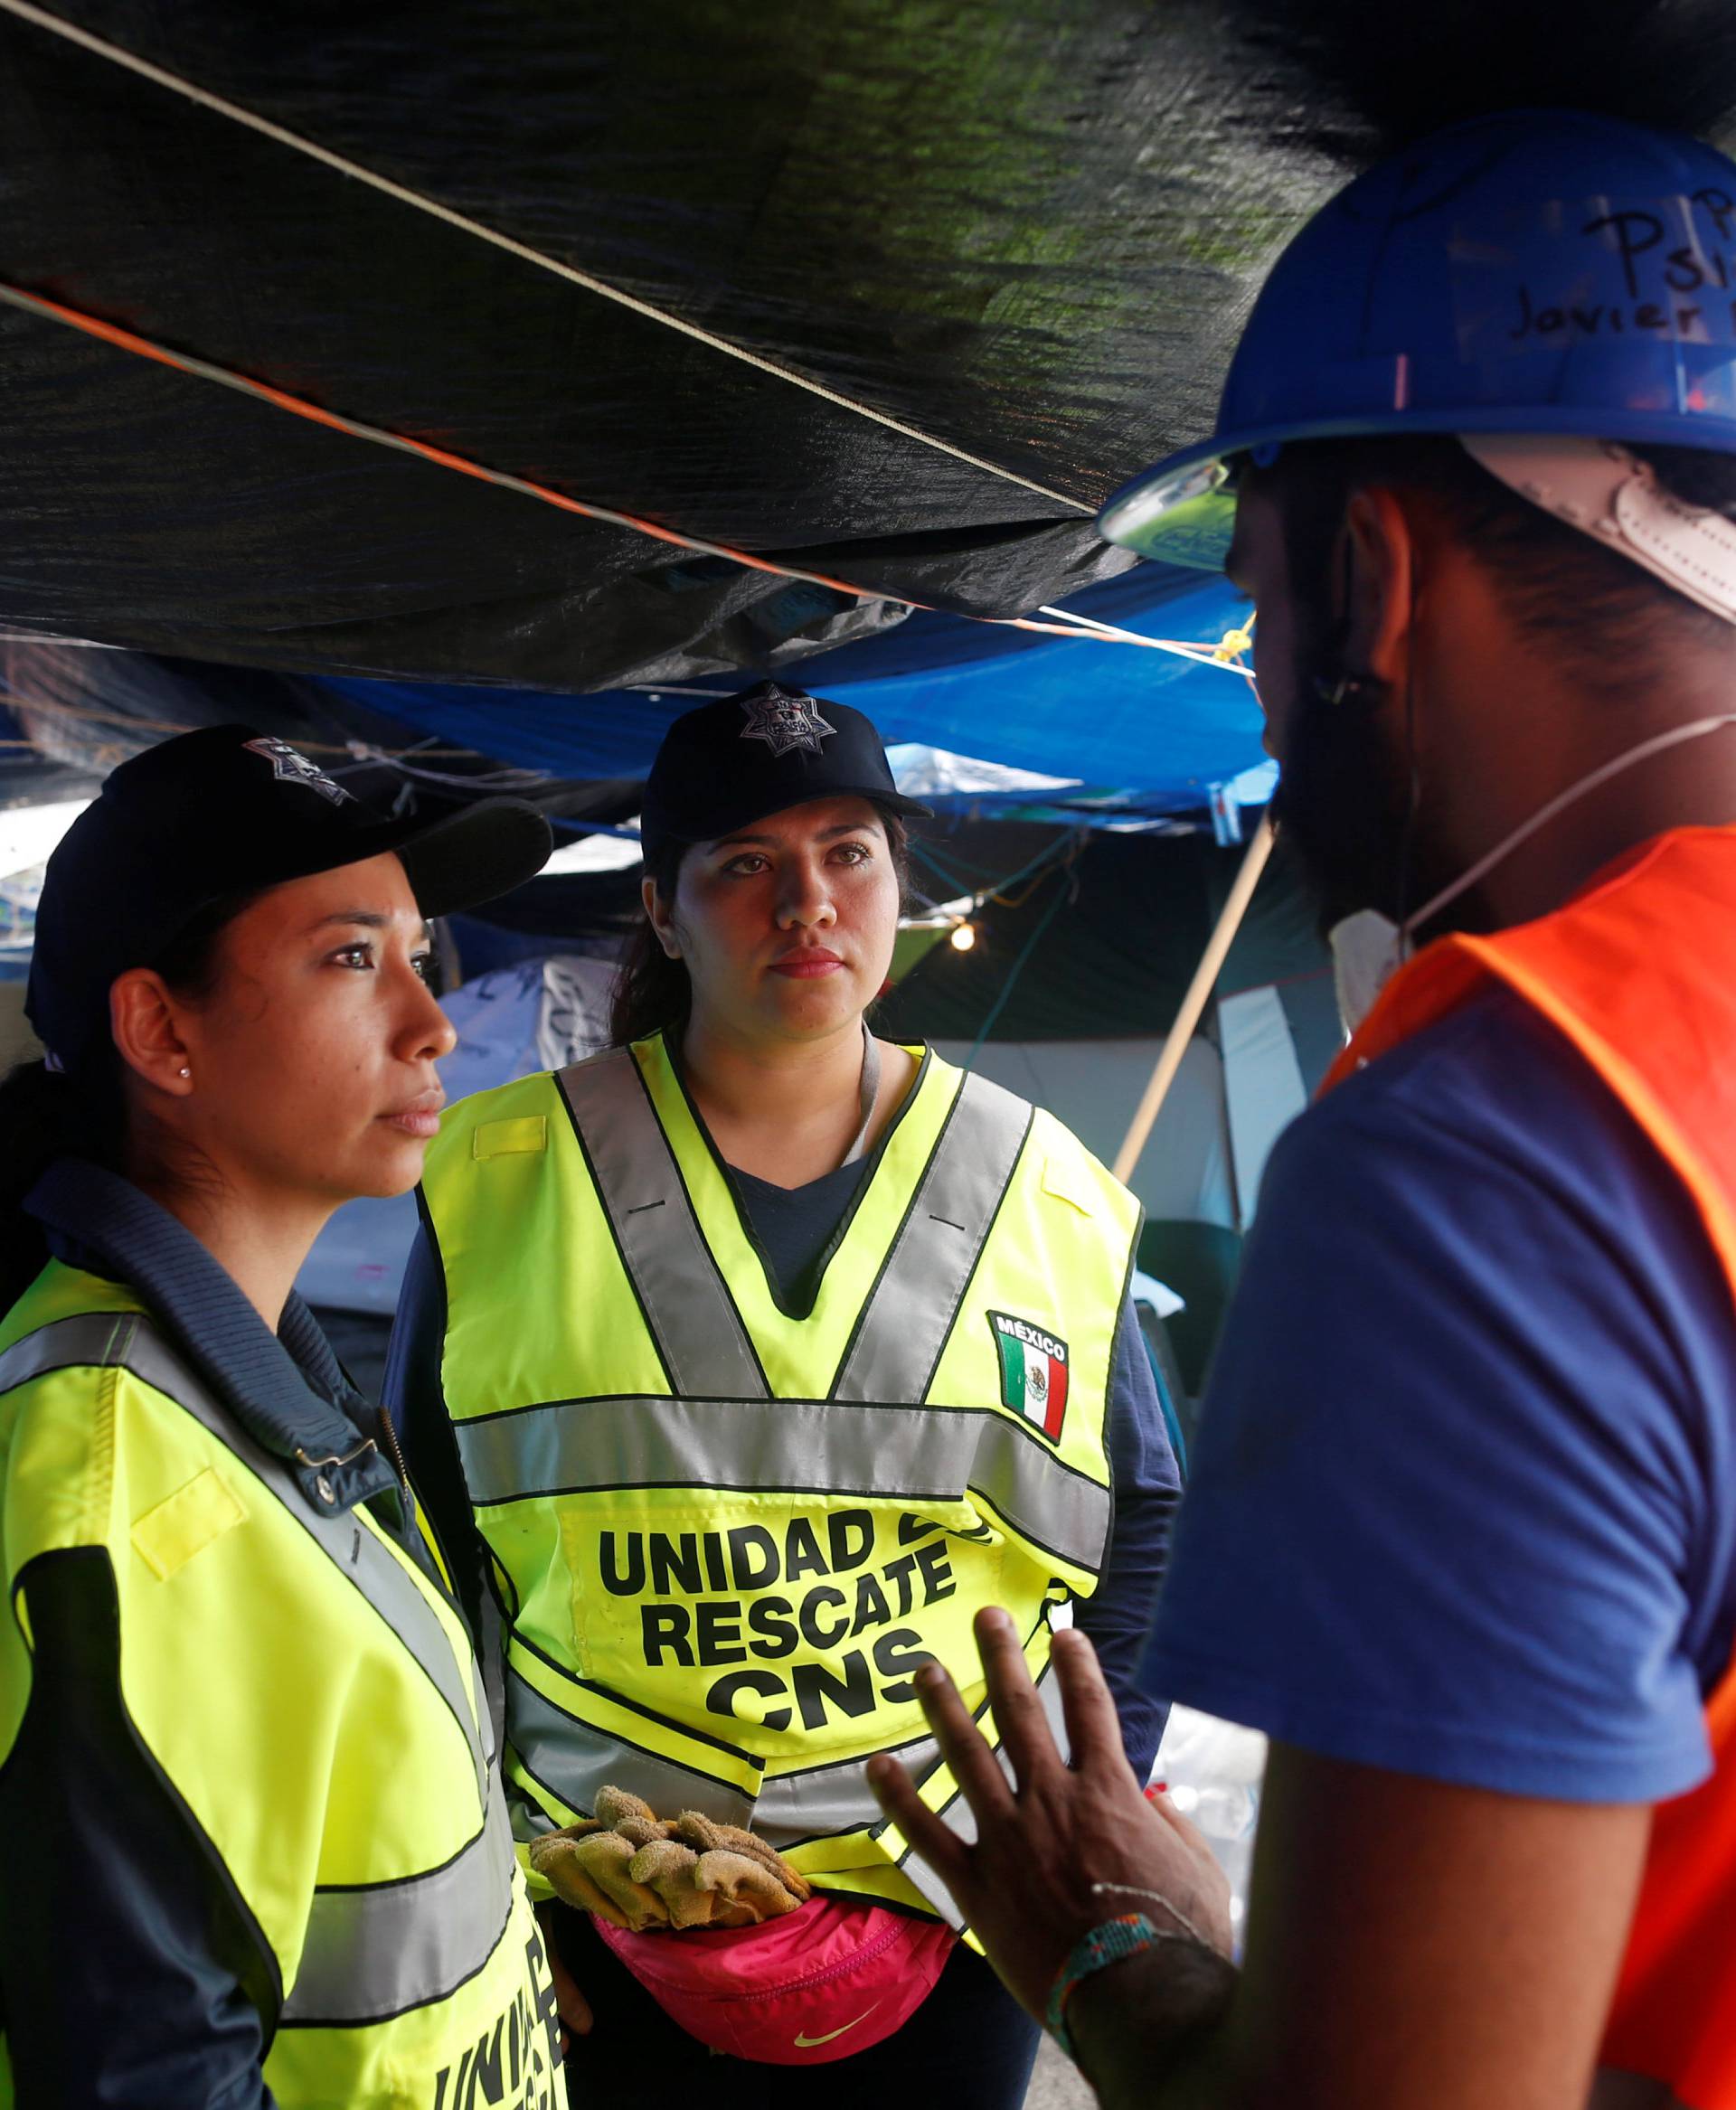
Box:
933 1034 1237 1228
1217 984 1309 1227
0 799 89 881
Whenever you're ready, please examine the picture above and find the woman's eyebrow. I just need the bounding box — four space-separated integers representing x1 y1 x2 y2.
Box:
311 909 391 929
308 909 431 938
713 823 873 850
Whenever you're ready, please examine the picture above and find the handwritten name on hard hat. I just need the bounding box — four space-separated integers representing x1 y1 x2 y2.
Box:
1459 187 1736 354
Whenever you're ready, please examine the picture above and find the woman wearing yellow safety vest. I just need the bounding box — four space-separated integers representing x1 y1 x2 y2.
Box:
389 683 1181 2108
0 727 559 2108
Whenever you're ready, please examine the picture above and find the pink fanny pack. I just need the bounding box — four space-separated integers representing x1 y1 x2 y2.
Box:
593 1895 957 2064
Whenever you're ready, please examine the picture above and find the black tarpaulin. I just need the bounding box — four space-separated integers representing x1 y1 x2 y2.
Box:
6 2 1736 692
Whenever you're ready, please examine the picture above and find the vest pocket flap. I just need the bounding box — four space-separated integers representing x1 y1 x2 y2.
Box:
1042 1154 1099 1218
132 1466 246 1580
474 1116 549 1161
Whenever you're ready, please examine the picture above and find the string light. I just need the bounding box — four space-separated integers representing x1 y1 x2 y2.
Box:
949 920 977 952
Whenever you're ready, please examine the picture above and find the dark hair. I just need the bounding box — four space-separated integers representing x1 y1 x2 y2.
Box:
1253 435 1736 701
0 890 257 1314
609 808 912 1047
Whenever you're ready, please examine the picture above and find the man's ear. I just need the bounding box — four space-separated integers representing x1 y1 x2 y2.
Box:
109 970 194 1097
1341 485 1419 690
641 876 681 961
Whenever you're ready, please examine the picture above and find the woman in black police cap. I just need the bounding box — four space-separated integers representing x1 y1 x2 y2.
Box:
0 727 563 2108
392 683 1178 2109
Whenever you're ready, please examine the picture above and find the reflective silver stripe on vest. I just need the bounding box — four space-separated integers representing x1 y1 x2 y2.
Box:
284 1792 517 2026
457 1391 1109 1574
506 1663 758 1832
0 1315 488 1804
755 1727 943 1848
557 1049 768 1399
0 1313 514 2024
510 1636 1049 1865
832 1070 1033 1404
505 1663 920 1851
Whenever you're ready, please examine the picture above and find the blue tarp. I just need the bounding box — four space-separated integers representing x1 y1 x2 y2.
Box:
320 564 1263 816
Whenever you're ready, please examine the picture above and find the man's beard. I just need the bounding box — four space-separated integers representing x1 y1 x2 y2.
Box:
1268 664 1449 937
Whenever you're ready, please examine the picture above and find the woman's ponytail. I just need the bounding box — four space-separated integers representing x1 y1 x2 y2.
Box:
608 843 692 1049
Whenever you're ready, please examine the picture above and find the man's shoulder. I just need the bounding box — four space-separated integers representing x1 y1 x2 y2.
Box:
1247 975 1734 1435
1275 980 1653 1199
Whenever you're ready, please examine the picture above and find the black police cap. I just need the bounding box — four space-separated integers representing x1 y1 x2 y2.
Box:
26 724 552 1076
639 682 929 862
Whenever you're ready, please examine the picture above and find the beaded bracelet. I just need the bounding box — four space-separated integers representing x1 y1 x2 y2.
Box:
1045 1912 1179 2064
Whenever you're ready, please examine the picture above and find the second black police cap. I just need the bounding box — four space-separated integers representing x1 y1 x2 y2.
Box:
27 724 552 1077
639 682 930 862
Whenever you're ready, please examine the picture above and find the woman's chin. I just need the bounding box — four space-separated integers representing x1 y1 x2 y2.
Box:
348 1127 434 1200
762 983 864 1036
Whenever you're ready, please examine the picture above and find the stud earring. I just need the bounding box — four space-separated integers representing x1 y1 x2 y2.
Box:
178 1067 191 1079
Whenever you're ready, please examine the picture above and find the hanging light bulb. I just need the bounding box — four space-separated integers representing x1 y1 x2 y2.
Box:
949 919 976 952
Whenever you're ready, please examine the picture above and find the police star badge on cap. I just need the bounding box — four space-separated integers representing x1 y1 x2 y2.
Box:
243 735 354 806
738 683 836 759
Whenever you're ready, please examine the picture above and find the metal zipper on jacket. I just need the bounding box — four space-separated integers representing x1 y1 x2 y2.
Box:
379 1403 412 1507
376 1403 458 1600
378 1403 428 1559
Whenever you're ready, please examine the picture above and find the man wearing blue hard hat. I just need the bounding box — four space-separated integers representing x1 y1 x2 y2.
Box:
870 110 1736 2107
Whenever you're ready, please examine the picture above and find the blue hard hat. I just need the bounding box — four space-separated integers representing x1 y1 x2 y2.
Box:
1099 109 1736 570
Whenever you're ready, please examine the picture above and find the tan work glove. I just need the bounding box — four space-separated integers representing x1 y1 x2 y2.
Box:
528 1785 811 1933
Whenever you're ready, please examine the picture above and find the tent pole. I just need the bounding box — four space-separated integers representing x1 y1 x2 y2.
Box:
1112 811 1278 1184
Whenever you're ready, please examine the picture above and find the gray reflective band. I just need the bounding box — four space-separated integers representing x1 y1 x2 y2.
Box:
558 1050 767 1399
0 1314 519 2018
832 1070 1033 1405
0 1314 489 1806
506 1664 757 1832
457 1389 1109 1573
470 1651 496 1769
755 1729 942 1850
283 1790 518 2026
506 1663 917 1851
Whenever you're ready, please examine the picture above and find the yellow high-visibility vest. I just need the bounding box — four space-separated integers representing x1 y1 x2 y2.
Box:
420 1035 1141 1922
0 1263 561 2110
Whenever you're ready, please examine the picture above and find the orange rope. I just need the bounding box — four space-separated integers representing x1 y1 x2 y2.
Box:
0 279 1242 667
0 0 1090 516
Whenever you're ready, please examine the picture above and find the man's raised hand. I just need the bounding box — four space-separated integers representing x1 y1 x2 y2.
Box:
866 1605 1234 2022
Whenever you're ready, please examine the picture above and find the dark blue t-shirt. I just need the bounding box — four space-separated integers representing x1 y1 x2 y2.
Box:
1142 985 1736 1804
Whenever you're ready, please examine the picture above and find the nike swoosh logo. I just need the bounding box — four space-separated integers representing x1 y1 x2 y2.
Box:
794 2004 880 2049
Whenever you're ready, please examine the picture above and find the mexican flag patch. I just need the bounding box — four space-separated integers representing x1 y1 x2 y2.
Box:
989 1311 1070 1442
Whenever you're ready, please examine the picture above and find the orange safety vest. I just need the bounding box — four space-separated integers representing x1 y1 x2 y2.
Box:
1320 824 1736 2110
